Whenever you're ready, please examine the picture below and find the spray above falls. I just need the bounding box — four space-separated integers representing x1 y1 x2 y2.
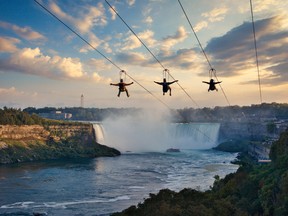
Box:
92 110 220 153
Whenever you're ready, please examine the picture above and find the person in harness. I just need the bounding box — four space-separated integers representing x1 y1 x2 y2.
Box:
202 79 222 92
110 79 134 97
154 78 178 96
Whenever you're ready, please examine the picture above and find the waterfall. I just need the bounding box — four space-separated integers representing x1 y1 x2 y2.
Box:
98 119 220 152
170 123 221 149
92 123 105 144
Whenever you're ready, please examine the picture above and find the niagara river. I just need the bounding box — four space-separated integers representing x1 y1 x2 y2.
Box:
0 150 238 216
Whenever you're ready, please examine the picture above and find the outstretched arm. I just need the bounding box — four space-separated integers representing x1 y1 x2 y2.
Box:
110 83 118 86
202 81 209 84
214 81 222 84
154 81 162 85
125 82 134 86
167 80 178 85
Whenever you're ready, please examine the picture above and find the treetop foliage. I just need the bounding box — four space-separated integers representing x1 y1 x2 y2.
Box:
0 107 78 126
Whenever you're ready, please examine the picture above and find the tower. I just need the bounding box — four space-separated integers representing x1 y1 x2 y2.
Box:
81 94 84 108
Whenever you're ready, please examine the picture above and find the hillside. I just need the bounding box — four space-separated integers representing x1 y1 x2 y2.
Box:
0 108 120 164
112 128 288 216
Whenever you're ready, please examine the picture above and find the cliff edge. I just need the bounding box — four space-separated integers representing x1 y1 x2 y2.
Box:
0 124 120 164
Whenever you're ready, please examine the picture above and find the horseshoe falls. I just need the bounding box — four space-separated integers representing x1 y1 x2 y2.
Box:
93 122 220 152
171 123 220 149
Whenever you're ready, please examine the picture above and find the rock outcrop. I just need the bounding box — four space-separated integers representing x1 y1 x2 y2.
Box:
0 124 120 164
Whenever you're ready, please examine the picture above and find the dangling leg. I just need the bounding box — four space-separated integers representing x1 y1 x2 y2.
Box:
169 87 172 96
126 89 130 97
117 90 121 97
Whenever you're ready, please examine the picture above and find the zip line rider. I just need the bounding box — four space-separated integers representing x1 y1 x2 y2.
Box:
110 79 134 97
154 78 178 96
202 79 222 92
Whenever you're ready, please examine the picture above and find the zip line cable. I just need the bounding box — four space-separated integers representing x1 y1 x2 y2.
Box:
177 0 231 106
249 0 263 104
105 0 200 108
105 0 218 143
105 0 166 70
34 0 120 71
33 0 172 110
34 0 217 144
178 0 212 70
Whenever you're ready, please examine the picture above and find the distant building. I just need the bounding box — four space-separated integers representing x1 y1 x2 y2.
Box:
81 94 84 108
38 110 72 120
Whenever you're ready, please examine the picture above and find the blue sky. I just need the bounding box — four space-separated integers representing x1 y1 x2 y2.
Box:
0 0 287 109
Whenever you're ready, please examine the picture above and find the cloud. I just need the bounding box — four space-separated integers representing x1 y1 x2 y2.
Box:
47 1 109 54
116 27 205 70
127 0 136 6
138 30 156 46
120 30 156 51
204 15 288 85
157 48 206 71
49 1 107 34
0 86 40 108
190 6 229 33
49 1 75 24
0 86 22 95
238 0 287 14
0 46 108 82
121 33 142 50
116 47 205 72
79 33 102 53
194 21 208 32
0 37 20 53
76 5 107 32
143 16 153 25
160 26 188 51
87 58 112 71
116 52 148 66
0 21 45 41
108 5 117 20
264 62 288 85
201 6 228 22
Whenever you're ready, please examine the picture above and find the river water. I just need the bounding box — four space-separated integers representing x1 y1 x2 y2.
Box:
0 150 238 216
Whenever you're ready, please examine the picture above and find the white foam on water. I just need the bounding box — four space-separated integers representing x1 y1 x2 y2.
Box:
0 196 130 210
0 201 35 209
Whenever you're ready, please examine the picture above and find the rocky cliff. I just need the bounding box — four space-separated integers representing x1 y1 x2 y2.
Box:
218 122 268 141
0 124 120 164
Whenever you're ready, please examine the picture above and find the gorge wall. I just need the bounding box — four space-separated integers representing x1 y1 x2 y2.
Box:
0 124 120 164
0 124 93 141
218 122 270 142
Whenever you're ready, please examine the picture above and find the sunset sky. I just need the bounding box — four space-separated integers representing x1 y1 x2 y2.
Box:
0 0 287 109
